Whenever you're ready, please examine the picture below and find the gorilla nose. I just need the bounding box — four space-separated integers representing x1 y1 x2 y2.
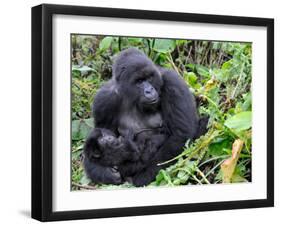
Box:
144 86 155 95
145 89 152 95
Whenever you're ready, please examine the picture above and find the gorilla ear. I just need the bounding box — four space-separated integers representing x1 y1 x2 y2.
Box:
107 81 121 96
113 66 126 81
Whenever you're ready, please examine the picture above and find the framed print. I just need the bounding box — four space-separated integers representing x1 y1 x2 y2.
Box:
31 4 274 221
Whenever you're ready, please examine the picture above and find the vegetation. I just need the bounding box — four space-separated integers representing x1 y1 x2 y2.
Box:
71 35 252 190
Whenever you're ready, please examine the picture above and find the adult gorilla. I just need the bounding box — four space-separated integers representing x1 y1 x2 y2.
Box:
85 48 206 186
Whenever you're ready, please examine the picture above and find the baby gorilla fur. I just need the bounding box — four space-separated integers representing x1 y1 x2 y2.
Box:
83 128 139 184
83 128 166 184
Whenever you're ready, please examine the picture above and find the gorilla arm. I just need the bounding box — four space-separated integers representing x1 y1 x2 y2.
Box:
157 68 199 157
92 80 121 133
83 155 122 185
83 81 125 185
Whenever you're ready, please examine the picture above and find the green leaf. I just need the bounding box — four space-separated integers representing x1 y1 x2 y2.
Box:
176 170 189 184
172 178 181 185
186 63 195 71
224 111 252 131
175 40 191 46
153 39 176 53
177 170 186 178
212 68 227 82
242 92 252 111
186 64 210 78
72 65 95 73
155 171 164 184
212 42 221 50
79 121 92 138
196 65 210 78
128 37 143 44
221 59 233 70
72 120 81 140
72 150 82 161
209 138 232 156
155 169 173 185
183 71 202 89
72 119 93 141
83 118 94 128
99 37 113 52
80 174 91 185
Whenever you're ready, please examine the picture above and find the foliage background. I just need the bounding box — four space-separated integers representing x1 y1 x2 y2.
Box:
71 35 252 190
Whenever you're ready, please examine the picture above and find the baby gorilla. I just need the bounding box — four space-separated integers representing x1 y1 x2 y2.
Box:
118 129 166 181
83 128 140 184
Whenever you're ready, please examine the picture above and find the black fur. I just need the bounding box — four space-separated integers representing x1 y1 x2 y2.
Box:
84 48 208 186
83 128 140 184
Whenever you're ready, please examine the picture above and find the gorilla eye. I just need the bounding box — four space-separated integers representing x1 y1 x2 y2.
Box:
136 78 145 84
147 75 153 81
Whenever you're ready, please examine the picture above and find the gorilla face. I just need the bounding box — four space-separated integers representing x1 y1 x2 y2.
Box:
97 130 120 149
85 128 120 159
136 73 159 105
128 66 162 112
113 48 163 112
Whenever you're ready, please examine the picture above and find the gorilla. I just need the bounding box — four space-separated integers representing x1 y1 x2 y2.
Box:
84 127 168 184
83 128 140 184
84 48 207 186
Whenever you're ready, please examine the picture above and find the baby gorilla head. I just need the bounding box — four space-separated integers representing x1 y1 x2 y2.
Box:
83 128 141 185
85 128 123 165
97 130 121 151
84 128 140 167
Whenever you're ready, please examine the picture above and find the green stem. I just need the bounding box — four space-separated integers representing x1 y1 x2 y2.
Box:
158 128 219 166
167 53 181 75
204 159 225 178
196 167 210 184
231 62 245 99
198 155 229 167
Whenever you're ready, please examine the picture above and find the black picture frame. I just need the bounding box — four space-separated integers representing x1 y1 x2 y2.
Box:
31 3 274 222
